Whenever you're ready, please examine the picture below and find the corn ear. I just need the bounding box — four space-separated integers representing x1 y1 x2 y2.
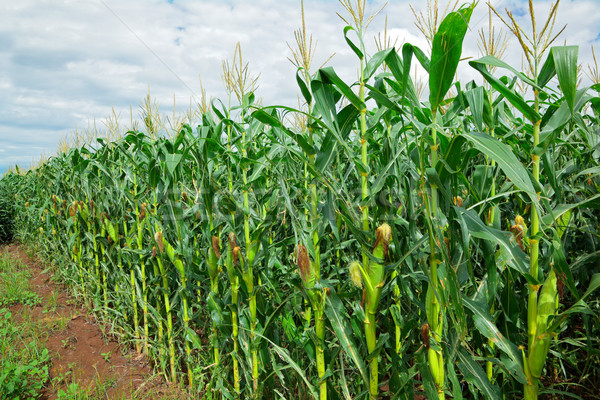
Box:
105 219 118 243
528 269 558 379
233 246 240 267
295 244 318 306
208 235 220 282
295 244 315 289
235 247 253 292
247 239 259 266
366 223 391 314
349 260 363 289
421 323 430 349
79 201 89 221
154 231 177 264
225 233 237 280
425 285 441 332
160 235 177 264
140 202 147 220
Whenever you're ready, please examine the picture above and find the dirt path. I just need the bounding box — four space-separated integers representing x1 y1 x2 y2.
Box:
1 243 179 399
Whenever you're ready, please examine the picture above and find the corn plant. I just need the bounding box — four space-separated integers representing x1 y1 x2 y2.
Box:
2 1 600 399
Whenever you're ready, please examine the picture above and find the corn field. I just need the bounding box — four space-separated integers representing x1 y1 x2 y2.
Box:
1 1 600 399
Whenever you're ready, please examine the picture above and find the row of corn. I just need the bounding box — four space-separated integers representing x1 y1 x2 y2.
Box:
3 1 600 399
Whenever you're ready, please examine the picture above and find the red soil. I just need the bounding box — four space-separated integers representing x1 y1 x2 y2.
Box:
1 243 181 399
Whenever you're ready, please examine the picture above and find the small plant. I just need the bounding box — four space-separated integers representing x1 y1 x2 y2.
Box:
51 369 72 391
0 253 40 307
61 336 76 350
56 382 90 400
46 290 60 311
0 309 50 399
101 350 112 363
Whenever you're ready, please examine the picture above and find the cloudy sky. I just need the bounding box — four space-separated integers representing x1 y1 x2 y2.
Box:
1 0 599 173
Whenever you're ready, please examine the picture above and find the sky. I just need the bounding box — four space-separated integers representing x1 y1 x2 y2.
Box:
1 0 599 174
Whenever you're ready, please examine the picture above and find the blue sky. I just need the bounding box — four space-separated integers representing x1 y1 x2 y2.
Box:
1 0 599 174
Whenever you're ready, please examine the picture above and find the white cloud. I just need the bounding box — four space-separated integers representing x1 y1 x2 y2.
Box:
0 0 599 173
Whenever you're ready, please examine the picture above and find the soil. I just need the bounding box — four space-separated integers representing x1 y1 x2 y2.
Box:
1 242 182 400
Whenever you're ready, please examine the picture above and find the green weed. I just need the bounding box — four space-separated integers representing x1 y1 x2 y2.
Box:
0 309 50 399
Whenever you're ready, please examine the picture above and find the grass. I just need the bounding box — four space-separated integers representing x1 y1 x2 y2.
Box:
0 308 50 398
0 253 50 399
0 253 40 307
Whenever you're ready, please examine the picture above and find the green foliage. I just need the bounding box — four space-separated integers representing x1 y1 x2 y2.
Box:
429 3 475 111
0 172 22 244
56 382 89 400
0 309 50 399
0 2 599 399
0 254 41 307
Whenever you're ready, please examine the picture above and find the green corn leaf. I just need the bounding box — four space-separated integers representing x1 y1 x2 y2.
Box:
533 99 571 158
315 130 337 172
469 59 541 122
311 78 364 170
383 44 422 105
582 273 600 300
555 210 571 240
438 134 469 183
575 166 600 179
318 67 365 111
542 150 561 201
541 193 600 228
464 86 485 131
553 46 579 113
463 297 527 384
323 291 368 384
338 353 354 400
463 132 537 202
184 326 202 349
270 343 319 399
457 348 501 399
207 291 225 326
403 42 430 73
296 68 312 105
438 264 467 339
366 83 403 114
252 109 316 156
457 207 531 279
311 78 338 130
165 153 182 177
447 356 464 400
429 2 475 111
370 140 408 196
343 26 363 59
363 48 393 82
315 104 359 172
476 55 540 88
252 108 282 128
538 49 557 88
538 46 579 113
365 333 390 362
552 237 578 299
